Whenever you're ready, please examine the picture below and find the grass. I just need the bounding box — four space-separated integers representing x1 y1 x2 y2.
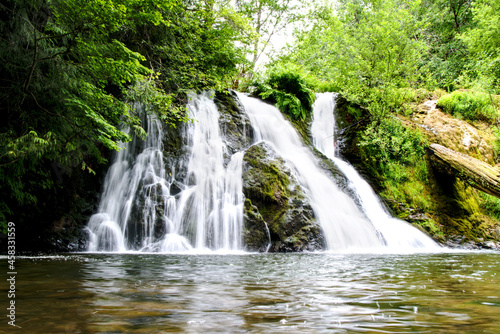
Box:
436 90 499 122
478 192 500 221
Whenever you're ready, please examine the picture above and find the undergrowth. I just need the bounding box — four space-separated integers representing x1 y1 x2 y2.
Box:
358 117 432 210
252 67 316 120
478 192 500 221
436 90 499 122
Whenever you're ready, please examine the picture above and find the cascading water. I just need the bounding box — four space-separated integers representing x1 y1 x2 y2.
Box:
88 89 439 253
236 92 385 250
173 92 244 251
87 103 167 252
311 92 440 250
87 92 244 252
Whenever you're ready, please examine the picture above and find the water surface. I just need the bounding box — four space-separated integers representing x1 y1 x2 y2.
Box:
2 252 499 333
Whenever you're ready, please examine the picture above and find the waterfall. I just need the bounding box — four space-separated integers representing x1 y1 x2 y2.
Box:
87 90 439 253
87 92 244 252
311 92 440 250
236 92 385 250
87 103 166 252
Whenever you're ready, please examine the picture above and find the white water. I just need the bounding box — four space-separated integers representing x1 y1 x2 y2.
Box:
88 91 438 253
311 92 440 250
87 104 167 252
87 92 244 252
237 92 386 250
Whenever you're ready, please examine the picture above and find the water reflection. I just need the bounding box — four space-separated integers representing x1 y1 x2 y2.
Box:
1 252 499 333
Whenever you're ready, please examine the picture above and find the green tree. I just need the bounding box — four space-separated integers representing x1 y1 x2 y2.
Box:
290 0 427 116
0 0 150 228
460 0 500 93
0 0 245 232
119 0 247 97
417 0 473 91
234 0 307 73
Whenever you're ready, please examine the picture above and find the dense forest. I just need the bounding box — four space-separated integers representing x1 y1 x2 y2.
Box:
1 0 499 250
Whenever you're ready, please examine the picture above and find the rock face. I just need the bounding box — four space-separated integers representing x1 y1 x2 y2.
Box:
215 90 254 163
332 94 500 247
241 142 326 252
410 100 496 164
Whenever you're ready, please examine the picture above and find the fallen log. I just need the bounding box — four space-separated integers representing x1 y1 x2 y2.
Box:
427 143 500 199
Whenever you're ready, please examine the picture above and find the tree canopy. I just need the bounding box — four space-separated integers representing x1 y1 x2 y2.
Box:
0 0 246 231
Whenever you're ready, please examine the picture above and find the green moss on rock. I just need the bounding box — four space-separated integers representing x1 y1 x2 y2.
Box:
334 92 500 247
215 90 253 160
242 142 326 252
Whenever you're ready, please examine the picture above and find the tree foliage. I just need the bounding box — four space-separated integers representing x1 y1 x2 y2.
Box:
460 0 500 93
288 0 427 116
234 0 307 73
252 66 316 120
417 0 473 91
0 0 244 232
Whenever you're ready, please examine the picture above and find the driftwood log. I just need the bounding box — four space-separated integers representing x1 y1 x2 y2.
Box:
428 143 500 199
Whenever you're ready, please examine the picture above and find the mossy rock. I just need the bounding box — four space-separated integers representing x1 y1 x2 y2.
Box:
162 121 190 182
242 199 271 252
242 142 326 252
215 90 253 162
243 143 291 205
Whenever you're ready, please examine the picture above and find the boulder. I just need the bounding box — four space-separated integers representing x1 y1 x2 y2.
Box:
410 100 496 164
242 142 326 252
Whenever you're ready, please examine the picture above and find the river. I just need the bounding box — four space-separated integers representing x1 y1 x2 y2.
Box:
2 251 499 333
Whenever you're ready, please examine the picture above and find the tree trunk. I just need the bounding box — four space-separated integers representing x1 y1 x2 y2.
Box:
428 143 500 199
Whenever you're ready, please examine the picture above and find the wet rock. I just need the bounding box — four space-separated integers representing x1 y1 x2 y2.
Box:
215 90 253 164
243 199 271 252
481 240 499 249
312 147 355 199
162 121 190 182
242 142 326 252
169 180 184 196
492 226 500 239
47 225 89 252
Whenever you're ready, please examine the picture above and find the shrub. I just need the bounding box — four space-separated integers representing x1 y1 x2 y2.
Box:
252 68 316 120
436 90 499 122
359 117 427 165
478 192 500 221
358 117 431 210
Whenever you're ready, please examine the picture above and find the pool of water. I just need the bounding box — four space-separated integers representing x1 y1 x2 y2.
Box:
1 251 499 333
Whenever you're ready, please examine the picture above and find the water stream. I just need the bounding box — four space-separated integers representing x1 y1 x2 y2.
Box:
310 92 439 250
87 92 244 252
237 92 438 251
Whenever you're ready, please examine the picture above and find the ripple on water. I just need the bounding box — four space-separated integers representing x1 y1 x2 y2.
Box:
3 252 500 333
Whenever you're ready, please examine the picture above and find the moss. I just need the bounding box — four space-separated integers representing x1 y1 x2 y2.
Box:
242 199 271 251
242 142 326 252
453 179 481 216
429 171 487 241
334 90 497 246
413 219 445 242
214 90 240 116
243 144 291 205
215 90 253 159
287 112 313 146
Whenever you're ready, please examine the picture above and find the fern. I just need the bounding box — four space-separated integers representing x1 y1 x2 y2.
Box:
252 69 316 120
